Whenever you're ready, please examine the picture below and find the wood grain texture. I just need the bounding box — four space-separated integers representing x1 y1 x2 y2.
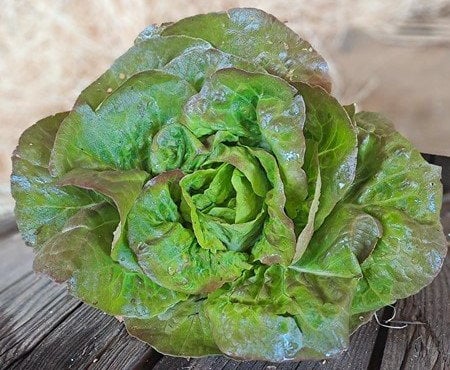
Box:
0 275 81 368
10 304 151 370
0 213 16 237
380 247 449 370
0 233 33 292
0 226 153 370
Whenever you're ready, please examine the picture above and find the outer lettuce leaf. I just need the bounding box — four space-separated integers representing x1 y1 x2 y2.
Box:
75 35 211 109
206 295 304 361
293 141 322 262
125 298 220 357
58 168 149 270
34 203 186 318
349 112 447 314
354 112 443 223
163 47 265 91
205 265 356 361
296 83 358 228
58 169 148 223
11 113 103 246
162 8 331 91
293 204 379 279
50 71 197 176
249 148 297 265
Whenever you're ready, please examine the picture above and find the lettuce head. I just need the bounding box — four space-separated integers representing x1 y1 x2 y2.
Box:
11 8 447 362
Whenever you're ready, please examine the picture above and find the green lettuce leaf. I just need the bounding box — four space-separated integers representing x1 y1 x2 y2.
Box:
34 203 186 318
349 112 447 315
11 113 103 246
75 35 211 109
205 265 356 360
51 71 197 176
296 83 358 228
127 170 252 295
162 8 331 91
125 298 220 356
57 168 149 270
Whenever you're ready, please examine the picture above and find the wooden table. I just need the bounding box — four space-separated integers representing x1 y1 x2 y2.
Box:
1 156 449 370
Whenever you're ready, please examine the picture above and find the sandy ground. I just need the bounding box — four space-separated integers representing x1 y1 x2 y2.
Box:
1 0 449 214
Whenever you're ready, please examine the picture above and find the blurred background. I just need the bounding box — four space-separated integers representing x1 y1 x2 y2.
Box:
1 0 450 217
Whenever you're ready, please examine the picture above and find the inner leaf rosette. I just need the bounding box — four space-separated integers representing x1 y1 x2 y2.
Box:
11 8 447 362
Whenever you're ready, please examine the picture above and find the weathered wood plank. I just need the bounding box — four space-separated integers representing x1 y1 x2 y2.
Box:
0 233 154 370
86 326 155 370
0 274 81 368
9 304 151 370
0 213 17 237
0 273 154 370
153 315 382 370
441 194 450 238
0 233 33 292
434 156 450 193
380 249 449 368
379 257 449 370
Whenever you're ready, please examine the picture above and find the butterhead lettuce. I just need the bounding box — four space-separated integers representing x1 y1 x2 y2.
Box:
11 8 447 362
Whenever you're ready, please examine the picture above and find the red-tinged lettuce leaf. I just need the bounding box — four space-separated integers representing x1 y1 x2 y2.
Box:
284 270 357 360
248 148 297 265
75 35 211 109
58 168 149 270
348 112 447 315
293 205 377 279
50 71 197 176
293 141 321 262
162 8 331 91
162 47 266 91
75 30 267 111
58 168 149 223
125 298 220 357
34 203 186 318
11 113 103 246
206 296 304 361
